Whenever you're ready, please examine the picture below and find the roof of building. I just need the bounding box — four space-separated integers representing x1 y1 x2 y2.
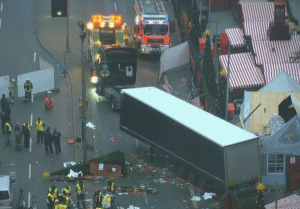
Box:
261 114 300 154
239 2 278 23
260 71 300 92
225 28 246 47
243 21 269 41
252 35 300 65
219 52 265 90
265 194 300 209
241 92 300 134
121 87 258 147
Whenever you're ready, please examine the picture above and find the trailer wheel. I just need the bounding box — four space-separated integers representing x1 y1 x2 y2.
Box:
110 98 116 112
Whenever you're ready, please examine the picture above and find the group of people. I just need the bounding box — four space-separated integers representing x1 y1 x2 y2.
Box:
93 180 115 209
46 180 115 209
47 184 72 209
37 118 62 154
0 95 62 153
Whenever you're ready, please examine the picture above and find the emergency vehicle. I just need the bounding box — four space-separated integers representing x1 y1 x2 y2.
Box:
86 14 130 84
133 0 174 55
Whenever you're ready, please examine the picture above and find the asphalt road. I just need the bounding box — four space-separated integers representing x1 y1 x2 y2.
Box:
0 0 206 208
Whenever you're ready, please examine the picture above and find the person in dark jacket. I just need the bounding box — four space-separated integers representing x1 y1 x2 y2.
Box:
52 128 61 154
0 111 6 134
14 122 23 150
22 122 30 148
1 94 7 112
44 127 53 154
5 103 11 122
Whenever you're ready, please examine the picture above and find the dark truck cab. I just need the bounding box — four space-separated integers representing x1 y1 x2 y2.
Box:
95 46 137 111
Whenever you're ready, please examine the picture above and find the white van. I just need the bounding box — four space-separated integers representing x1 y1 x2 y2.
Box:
0 175 14 208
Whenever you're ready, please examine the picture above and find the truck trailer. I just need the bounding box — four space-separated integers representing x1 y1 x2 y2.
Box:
120 87 260 194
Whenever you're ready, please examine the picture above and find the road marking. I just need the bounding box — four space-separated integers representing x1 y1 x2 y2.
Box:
31 93 34 103
28 192 31 208
0 19 1 28
0 3 3 12
29 138 32 152
33 52 36 62
30 114 33 126
114 3 117 12
29 164 31 179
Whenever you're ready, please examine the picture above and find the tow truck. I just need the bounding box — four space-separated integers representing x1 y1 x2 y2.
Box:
133 0 175 55
86 15 137 111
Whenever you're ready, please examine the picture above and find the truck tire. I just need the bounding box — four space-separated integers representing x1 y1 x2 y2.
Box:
110 98 116 112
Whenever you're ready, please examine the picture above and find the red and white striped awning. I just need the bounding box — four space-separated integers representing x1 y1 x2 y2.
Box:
264 63 300 84
190 97 202 109
225 28 246 48
219 52 265 90
239 2 275 23
265 194 300 209
252 35 300 65
243 22 269 41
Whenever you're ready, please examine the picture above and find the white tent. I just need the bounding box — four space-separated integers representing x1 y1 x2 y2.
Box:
159 41 189 81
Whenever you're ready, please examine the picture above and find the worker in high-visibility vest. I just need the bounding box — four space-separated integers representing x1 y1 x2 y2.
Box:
58 201 67 209
76 180 86 208
36 118 45 143
46 191 54 209
107 181 115 194
54 197 60 209
94 189 103 208
5 121 12 147
48 185 58 199
65 195 74 209
102 194 111 209
62 183 71 198
8 79 16 104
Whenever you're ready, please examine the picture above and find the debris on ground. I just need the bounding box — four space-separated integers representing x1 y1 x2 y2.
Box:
191 196 201 201
86 122 96 129
63 161 77 168
119 186 158 195
203 192 216 200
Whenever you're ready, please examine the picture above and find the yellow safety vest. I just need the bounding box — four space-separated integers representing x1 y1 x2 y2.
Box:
46 193 54 204
36 120 45 132
5 123 12 132
58 204 67 209
76 184 85 195
103 196 111 207
24 82 32 91
48 188 58 198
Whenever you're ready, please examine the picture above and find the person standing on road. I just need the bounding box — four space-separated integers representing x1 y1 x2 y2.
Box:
1 94 7 112
94 189 103 208
75 180 86 209
24 78 33 102
8 79 16 104
5 121 12 147
22 122 31 148
46 191 55 209
14 122 23 150
49 185 58 199
52 128 61 154
62 183 71 198
44 127 53 154
1 111 6 134
5 103 11 122
36 118 45 143
102 194 112 209
107 180 115 194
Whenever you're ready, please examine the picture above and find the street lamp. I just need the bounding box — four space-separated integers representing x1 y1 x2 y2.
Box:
77 20 88 162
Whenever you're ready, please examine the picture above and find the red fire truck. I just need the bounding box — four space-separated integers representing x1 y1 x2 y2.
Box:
133 0 175 55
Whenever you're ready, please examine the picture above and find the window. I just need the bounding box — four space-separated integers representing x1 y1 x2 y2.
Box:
268 154 285 174
0 191 9 200
143 25 168 35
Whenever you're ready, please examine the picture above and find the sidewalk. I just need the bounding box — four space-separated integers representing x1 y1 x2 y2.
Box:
36 0 95 163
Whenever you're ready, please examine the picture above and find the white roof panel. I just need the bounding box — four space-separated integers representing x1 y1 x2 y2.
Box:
121 87 257 147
